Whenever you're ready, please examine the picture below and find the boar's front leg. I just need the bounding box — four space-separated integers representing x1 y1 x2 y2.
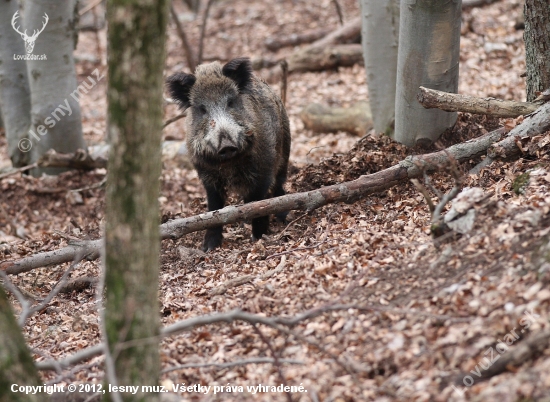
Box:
203 183 226 251
245 180 271 241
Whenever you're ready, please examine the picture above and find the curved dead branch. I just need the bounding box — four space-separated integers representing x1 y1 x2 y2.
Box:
0 127 510 275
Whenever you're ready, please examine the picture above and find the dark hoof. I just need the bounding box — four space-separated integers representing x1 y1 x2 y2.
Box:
202 229 223 251
252 216 269 241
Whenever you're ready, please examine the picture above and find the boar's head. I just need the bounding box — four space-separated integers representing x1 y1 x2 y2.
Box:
167 58 256 164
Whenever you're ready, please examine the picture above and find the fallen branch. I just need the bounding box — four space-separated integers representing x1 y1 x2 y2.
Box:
0 163 38 180
487 102 550 160
163 111 187 128
38 149 107 170
250 56 281 70
260 18 362 81
300 101 373 136
161 357 304 373
264 28 333 52
1 127 507 274
170 3 196 71
309 17 361 49
1 240 101 275
7 102 549 274
289 43 363 72
462 0 501 8
36 303 469 371
263 43 364 82
417 86 540 118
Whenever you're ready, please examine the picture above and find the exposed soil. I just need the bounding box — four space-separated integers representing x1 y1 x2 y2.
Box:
1 0 550 401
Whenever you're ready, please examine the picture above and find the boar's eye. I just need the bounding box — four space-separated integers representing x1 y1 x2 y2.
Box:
227 97 236 108
196 105 207 115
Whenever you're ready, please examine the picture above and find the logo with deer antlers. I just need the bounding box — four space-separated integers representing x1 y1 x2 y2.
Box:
11 11 49 54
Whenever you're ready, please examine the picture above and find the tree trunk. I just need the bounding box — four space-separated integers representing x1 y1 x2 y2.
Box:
524 0 550 102
359 0 400 137
0 0 32 167
22 0 87 176
0 286 44 402
103 0 168 401
394 0 461 147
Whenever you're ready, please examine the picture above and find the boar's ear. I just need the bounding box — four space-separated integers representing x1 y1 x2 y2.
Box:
166 72 196 110
222 57 253 91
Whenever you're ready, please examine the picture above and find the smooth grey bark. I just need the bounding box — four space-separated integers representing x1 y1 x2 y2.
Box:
394 0 461 147
102 1 168 401
359 0 400 137
524 0 550 102
22 0 86 176
0 0 32 167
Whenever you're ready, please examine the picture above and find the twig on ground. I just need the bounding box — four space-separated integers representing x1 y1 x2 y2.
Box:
431 152 462 225
36 303 470 371
0 270 32 323
0 163 38 180
276 213 308 240
1 252 84 326
411 179 435 213
163 111 187 128
332 0 344 25
161 357 303 374
253 325 292 402
462 0 501 8
411 153 463 237
19 252 85 325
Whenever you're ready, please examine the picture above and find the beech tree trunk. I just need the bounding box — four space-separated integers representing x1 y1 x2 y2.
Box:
359 0 400 137
103 1 168 401
524 0 550 102
22 0 87 176
0 286 44 402
394 0 462 147
0 0 32 167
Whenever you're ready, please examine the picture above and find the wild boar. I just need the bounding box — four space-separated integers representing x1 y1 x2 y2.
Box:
167 57 291 251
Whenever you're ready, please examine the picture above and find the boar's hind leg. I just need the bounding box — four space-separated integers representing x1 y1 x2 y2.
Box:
273 169 289 222
203 184 225 251
245 181 271 241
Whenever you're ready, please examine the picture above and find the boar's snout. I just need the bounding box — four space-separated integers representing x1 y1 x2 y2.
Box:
217 133 239 160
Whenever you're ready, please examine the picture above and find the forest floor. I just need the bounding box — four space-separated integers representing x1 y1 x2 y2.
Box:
1 0 550 401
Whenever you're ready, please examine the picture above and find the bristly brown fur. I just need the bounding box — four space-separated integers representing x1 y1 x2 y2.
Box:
167 57 291 251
